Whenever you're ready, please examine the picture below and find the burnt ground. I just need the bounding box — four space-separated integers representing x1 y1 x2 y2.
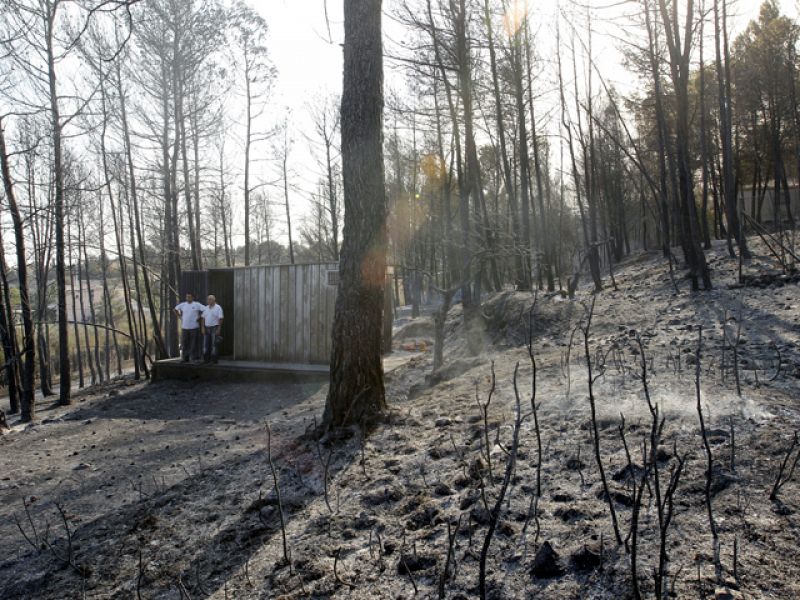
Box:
1 235 800 599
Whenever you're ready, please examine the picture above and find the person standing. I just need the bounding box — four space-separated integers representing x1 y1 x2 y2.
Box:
174 292 204 362
201 295 224 364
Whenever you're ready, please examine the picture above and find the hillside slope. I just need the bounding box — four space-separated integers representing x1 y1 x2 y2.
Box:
1 236 799 599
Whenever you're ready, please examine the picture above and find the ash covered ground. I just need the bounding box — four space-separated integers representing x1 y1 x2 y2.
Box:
1 237 799 599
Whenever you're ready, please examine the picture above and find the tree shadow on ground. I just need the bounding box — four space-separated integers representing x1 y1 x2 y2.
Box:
0 377 350 599
59 378 326 423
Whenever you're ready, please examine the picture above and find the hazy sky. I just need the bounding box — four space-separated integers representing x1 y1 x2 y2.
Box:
263 0 798 108
265 1 344 109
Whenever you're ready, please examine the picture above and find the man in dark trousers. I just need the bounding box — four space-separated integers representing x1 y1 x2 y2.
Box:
201 295 224 364
174 292 204 362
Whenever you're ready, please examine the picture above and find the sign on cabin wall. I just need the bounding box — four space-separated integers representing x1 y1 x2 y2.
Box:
233 263 339 365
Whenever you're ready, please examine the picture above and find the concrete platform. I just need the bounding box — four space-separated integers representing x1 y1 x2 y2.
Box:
152 358 329 383
152 350 423 384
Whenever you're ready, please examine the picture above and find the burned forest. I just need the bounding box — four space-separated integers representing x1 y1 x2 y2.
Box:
1 0 800 598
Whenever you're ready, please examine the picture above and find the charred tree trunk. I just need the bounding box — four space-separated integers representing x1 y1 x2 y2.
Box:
383 272 393 355
427 0 465 298
511 35 534 290
67 220 84 389
243 55 253 266
97 197 122 377
114 60 167 359
483 0 526 288
0 228 21 415
557 24 593 293
658 0 712 290
74 210 97 385
0 118 35 419
45 5 71 405
78 201 103 383
124 179 150 378
699 3 711 249
644 0 673 258
100 80 140 379
524 19 555 291
218 140 233 267
322 0 387 431
713 0 748 258
570 27 602 292
282 133 295 265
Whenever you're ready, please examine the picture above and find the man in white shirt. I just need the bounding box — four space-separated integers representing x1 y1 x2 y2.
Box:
174 292 204 362
201 295 224 364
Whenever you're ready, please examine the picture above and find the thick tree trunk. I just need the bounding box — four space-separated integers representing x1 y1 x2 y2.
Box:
431 71 458 289
455 0 500 296
323 0 387 431
165 90 181 358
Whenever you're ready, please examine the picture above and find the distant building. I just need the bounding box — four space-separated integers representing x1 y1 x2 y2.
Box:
737 182 800 226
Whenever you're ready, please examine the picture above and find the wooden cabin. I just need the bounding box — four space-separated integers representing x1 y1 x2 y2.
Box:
180 263 339 365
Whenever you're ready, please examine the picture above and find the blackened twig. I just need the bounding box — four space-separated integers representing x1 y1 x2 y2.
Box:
333 547 356 589
266 423 292 570
769 431 800 502
479 363 524 599
582 297 622 545
695 327 721 584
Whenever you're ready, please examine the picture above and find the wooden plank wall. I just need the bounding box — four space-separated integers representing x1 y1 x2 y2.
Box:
207 269 235 356
233 263 338 364
180 271 209 301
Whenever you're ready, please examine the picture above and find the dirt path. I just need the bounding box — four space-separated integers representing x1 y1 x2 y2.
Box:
0 377 329 596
